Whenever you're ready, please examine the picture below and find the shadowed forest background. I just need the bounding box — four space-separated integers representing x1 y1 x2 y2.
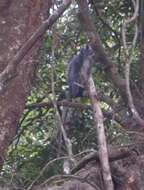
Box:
0 0 144 189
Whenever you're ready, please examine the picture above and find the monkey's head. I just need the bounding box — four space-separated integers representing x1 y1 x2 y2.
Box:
81 45 99 64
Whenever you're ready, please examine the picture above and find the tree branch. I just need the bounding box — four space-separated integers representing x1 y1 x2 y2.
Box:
25 99 133 129
71 148 131 174
79 50 114 189
122 0 144 127
87 76 114 190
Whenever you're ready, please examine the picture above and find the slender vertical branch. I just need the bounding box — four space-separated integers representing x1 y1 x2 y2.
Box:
122 0 144 126
76 0 114 188
50 38 76 172
81 57 114 190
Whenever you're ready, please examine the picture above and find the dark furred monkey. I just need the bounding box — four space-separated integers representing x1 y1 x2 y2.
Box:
68 45 96 98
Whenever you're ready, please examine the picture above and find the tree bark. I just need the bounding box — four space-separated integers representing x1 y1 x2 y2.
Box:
0 0 51 169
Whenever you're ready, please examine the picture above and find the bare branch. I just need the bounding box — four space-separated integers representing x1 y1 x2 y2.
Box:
80 52 114 189
26 100 91 110
122 0 144 127
71 147 131 174
50 48 76 173
87 76 114 190
25 99 132 129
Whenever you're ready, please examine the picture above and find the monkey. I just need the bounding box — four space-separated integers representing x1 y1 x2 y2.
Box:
68 48 84 98
68 45 97 98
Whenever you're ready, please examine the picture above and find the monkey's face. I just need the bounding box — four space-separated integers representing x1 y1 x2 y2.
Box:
82 45 99 65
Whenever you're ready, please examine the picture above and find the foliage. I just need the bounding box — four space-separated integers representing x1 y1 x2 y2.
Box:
1 0 141 188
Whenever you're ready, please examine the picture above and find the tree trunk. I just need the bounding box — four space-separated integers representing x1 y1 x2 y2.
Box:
0 0 51 169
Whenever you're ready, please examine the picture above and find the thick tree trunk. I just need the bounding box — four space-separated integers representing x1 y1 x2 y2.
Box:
0 0 51 169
